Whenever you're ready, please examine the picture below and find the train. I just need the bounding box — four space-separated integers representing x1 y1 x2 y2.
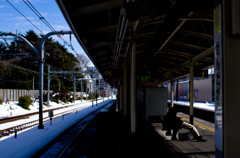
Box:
167 75 214 103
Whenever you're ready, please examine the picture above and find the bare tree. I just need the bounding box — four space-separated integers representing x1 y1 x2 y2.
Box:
77 54 90 68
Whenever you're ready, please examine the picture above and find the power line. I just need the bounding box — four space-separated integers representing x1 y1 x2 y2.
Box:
0 60 48 75
0 78 32 83
6 0 44 35
6 0 78 57
23 0 78 55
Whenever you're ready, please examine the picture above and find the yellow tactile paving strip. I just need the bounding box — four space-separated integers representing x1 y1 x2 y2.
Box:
177 114 215 132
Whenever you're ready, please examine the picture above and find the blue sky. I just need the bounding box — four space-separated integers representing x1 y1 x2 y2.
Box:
0 0 92 65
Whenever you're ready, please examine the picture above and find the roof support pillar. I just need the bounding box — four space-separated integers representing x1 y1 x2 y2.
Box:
189 62 194 125
120 85 123 113
170 77 174 109
176 79 179 102
220 1 240 157
130 41 137 134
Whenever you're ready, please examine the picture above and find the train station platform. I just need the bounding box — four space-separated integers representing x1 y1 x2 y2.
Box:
69 103 215 158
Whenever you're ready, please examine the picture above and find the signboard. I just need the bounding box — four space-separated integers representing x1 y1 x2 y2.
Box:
140 75 148 82
48 110 53 117
194 70 208 77
214 4 223 155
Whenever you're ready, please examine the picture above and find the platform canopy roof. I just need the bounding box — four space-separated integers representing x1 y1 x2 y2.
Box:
56 0 214 86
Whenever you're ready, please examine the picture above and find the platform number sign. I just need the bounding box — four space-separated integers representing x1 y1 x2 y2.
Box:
140 75 148 82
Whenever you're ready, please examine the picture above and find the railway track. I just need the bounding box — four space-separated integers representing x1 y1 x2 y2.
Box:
0 99 108 139
0 99 104 124
30 100 115 158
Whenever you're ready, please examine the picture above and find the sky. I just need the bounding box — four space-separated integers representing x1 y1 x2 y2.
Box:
0 0 94 66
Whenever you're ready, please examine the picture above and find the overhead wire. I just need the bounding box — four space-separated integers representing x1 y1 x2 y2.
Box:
23 0 78 55
0 78 32 83
6 0 44 35
0 60 47 75
3 1 83 86
6 0 78 56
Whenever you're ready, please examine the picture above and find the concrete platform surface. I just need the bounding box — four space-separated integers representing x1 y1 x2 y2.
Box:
68 104 215 158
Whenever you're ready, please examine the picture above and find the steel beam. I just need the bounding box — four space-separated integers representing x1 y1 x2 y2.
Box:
164 46 214 76
178 29 214 40
168 41 208 50
141 12 194 70
71 0 124 16
0 32 39 56
88 42 115 49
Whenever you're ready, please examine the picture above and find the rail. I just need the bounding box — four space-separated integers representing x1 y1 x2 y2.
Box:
31 100 115 158
0 99 105 138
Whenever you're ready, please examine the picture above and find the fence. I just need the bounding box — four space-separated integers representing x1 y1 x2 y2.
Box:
0 89 87 102
0 89 48 102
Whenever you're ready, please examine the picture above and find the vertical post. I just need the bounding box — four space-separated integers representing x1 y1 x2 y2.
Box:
170 77 174 108
86 81 87 101
176 79 179 101
59 80 61 91
95 80 97 105
81 80 82 102
123 64 127 115
98 81 100 100
91 82 93 106
38 49 44 129
47 65 50 106
74 75 76 103
32 75 34 103
190 62 194 125
120 85 123 112
112 87 113 99
131 41 137 134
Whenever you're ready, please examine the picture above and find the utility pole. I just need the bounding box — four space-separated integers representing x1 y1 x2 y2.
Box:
38 31 73 129
59 80 61 91
47 65 50 106
74 75 76 103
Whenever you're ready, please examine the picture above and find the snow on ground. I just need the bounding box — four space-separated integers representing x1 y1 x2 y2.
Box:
0 97 116 158
0 96 109 118
167 99 215 112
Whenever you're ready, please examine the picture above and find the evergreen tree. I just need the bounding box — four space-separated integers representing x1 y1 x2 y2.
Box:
25 30 39 41
0 30 86 91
